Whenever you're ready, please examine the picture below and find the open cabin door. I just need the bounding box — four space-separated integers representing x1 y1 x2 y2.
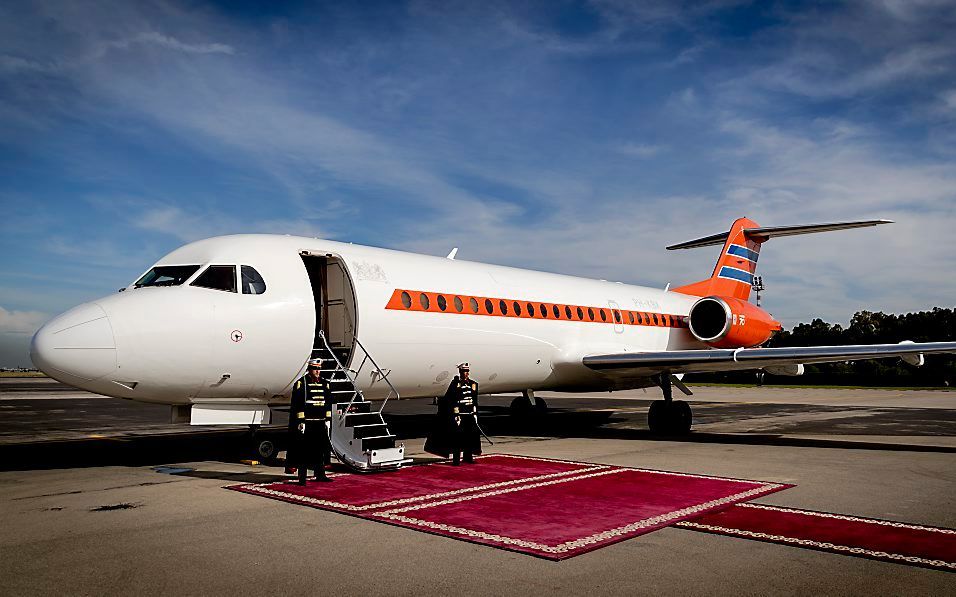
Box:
299 252 357 365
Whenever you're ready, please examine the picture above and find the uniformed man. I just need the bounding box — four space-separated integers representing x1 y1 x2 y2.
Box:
425 363 481 465
287 358 333 484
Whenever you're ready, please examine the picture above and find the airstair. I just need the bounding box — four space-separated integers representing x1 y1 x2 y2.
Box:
312 331 408 472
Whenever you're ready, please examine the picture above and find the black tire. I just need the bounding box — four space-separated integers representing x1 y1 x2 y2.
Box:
534 397 548 415
647 400 665 433
510 396 532 418
672 400 693 434
254 437 279 463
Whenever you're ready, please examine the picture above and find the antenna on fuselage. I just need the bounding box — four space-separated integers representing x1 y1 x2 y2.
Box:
446 248 459 260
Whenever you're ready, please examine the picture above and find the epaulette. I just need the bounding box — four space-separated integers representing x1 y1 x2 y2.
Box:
295 381 301 389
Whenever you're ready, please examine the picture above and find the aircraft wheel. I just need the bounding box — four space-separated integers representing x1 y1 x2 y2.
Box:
252 436 279 464
510 396 532 418
672 400 693 434
647 400 666 433
534 397 548 415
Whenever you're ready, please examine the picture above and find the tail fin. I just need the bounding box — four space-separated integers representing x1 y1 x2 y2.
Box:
671 217 762 300
669 217 892 301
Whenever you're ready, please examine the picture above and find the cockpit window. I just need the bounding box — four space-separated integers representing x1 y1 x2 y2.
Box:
241 266 267 295
134 265 201 288
191 265 237 293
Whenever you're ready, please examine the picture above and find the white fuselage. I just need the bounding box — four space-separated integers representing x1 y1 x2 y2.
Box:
31 234 706 406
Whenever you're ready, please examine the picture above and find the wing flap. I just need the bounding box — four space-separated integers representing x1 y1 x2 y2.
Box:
583 341 956 377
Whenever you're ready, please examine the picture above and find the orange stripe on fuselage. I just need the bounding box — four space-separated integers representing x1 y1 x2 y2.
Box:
385 289 687 329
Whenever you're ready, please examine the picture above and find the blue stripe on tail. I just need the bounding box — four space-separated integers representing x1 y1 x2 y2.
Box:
727 244 760 262
718 266 754 284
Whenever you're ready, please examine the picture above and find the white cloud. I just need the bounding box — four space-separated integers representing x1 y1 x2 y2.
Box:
0 306 48 335
616 142 663 158
115 31 234 55
88 197 328 243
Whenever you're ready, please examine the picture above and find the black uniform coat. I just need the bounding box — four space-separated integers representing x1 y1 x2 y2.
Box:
424 376 482 458
286 373 332 467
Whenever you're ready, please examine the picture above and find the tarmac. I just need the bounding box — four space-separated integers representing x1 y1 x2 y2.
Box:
1 378 954 595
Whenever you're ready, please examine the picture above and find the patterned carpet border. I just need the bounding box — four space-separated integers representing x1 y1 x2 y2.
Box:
676 503 956 572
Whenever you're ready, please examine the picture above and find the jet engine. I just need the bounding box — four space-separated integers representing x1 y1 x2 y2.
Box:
687 296 781 349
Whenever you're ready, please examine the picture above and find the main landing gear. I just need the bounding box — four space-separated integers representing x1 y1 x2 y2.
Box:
510 389 548 420
647 374 693 435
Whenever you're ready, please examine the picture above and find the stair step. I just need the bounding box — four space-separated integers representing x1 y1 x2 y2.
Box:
335 401 372 413
344 412 384 427
353 423 389 438
362 435 396 451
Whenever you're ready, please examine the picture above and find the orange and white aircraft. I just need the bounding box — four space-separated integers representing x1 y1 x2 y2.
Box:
30 217 956 468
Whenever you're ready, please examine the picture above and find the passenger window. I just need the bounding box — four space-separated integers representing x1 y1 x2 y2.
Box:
576 306 583 320
420 293 430 310
437 295 447 311
614 310 621 323
600 309 607 322
528 302 535 317
539 304 548 318
454 296 464 312
191 265 236 293
627 311 634 325
553 305 561 318
500 300 509 315
135 265 200 288
588 308 594 321
484 298 494 314
513 301 522 316
652 314 659 325
470 297 479 313
401 291 412 308
241 266 267 295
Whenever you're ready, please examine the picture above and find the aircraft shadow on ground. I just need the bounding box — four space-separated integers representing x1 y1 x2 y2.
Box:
2 406 953 472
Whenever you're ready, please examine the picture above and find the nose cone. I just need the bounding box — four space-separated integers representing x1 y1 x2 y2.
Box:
31 302 117 384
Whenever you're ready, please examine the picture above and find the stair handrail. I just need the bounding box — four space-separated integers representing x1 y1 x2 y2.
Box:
351 335 400 411
315 331 400 412
315 331 361 409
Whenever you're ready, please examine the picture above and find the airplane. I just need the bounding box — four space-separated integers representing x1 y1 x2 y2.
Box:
30 217 956 470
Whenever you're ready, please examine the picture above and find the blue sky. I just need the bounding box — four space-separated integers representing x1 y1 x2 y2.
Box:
1 0 955 366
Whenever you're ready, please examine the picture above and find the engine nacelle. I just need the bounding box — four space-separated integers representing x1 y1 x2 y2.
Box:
687 296 782 349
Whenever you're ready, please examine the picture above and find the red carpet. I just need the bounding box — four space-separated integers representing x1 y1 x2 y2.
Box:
228 454 788 559
677 503 956 572
230 454 598 514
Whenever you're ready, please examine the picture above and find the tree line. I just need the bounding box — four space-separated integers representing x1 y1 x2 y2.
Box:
685 308 956 387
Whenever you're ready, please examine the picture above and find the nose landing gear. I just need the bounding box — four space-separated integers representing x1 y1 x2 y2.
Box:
247 425 282 464
647 374 693 434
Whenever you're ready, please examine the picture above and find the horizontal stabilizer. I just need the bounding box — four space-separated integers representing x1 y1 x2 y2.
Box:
666 219 893 250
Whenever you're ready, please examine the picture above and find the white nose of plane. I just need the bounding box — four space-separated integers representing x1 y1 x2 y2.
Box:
30 302 117 385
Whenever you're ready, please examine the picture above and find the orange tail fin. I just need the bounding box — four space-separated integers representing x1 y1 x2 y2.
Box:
668 217 893 301
671 217 762 301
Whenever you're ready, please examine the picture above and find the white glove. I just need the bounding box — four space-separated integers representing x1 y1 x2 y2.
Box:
297 423 305 433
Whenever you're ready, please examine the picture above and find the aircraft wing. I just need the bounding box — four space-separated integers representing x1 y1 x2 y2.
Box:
583 341 956 377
